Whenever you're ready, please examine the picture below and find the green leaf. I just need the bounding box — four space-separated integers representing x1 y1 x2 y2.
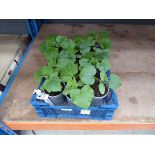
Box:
97 59 111 72
47 35 57 41
39 42 58 60
70 85 94 109
49 69 59 78
60 63 78 82
87 36 95 46
94 47 105 61
74 37 85 46
60 74 72 82
63 79 78 95
77 80 84 87
48 59 57 67
80 65 96 85
58 51 76 63
100 70 106 81
63 87 71 96
39 41 47 55
103 49 110 60
79 58 90 67
44 47 59 60
60 39 76 52
94 47 103 54
99 82 105 94
98 31 109 39
41 77 62 93
56 35 67 44
88 31 97 40
104 74 108 81
41 66 53 77
80 45 90 55
109 74 122 90
99 38 112 49
83 52 95 59
34 68 43 83
45 37 56 48
57 58 70 69
90 57 98 65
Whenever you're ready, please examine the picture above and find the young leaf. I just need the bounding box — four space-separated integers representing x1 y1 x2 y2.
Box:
60 63 78 82
88 31 97 39
109 74 122 90
74 37 85 47
83 52 95 59
77 80 84 87
90 57 98 65
94 47 103 54
34 68 43 83
104 74 109 81
56 35 67 44
100 70 106 81
98 31 109 39
60 39 76 52
57 58 70 69
94 47 105 61
63 79 78 95
48 59 57 67
41 66 53 77
39 41 47 55
80 65 96 85
49 69 59 78
70 85 94 109
79 58 91 67
99 82 105 94
97 59 111 72
44 47 59 60
47 35 57 41
59 51 76 63
99 38 112 49
103 49 110 60
41 77 62 93
87 36 95 46
80 45 90 55
45 38 56 51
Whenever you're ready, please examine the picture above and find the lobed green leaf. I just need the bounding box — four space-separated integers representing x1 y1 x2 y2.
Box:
70 85 94 109
41 76 62 93
109 74 122 90
80 65 96 85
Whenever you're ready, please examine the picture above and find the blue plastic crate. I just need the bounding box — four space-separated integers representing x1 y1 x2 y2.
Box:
30 69 119 120
31 88 119 120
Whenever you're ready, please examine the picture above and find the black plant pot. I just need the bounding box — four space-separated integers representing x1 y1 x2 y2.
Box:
48 93 65 106
66 95 74 106
91 83 109 106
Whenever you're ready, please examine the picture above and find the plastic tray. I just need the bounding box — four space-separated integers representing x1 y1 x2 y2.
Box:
31 88 119 120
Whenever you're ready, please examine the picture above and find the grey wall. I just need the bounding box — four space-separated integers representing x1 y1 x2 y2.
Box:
0 19 28 34
46 19 155 25
0 19 154 34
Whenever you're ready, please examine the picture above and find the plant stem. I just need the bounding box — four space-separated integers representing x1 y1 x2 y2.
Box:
94 77 102 83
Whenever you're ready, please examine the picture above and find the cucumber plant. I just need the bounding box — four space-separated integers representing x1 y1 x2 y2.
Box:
34 31 121 109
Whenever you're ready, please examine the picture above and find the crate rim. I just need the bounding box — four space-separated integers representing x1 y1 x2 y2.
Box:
31 90 119 110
